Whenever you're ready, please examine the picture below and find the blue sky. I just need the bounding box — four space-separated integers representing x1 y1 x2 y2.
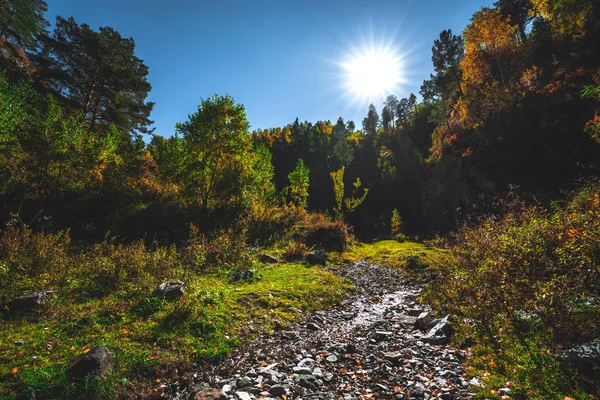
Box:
45 0 493 137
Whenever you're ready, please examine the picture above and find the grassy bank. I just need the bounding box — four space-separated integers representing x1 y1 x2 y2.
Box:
0 225 351 399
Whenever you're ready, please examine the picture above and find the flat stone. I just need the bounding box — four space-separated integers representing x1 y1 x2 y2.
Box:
9 291 54 314
151 281 184 300
66 346 113 381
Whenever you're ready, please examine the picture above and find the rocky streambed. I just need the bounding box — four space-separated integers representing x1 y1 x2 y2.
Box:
158 262 476 400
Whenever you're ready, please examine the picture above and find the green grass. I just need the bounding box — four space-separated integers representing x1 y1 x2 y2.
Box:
0 262 351 399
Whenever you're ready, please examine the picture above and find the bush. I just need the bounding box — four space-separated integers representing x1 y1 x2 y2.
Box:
422 183 600 397
243 203 351 251
0 221 72 301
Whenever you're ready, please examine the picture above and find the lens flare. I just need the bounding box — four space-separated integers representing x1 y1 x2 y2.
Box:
343 47 402 100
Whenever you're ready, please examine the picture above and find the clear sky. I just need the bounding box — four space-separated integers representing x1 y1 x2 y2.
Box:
45 0 493 137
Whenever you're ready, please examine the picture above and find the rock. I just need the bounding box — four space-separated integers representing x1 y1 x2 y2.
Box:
416 312 435 330
14 339 24 346
258 362 279 374
406 307 424 317
9 291 54 314
384 351 404 365
306 250 327 266
293 366 312 374
281 331 300 340
194 388 224 400
221 384 232 394
235 392 252 400
269 385 286 396
237 376 253 388
307 322 320 330
15 388 36 400
230 270 255 282
373 331 393 341
405 256 425 270
423 315 453 345
297 358 316 369
151 281 184 300
325 354 338 363
260 254 279 263
561 338 600 379
66 346 113 381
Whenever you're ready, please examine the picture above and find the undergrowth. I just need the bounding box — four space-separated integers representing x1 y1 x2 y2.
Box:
0 222 351 399
422 183 600 399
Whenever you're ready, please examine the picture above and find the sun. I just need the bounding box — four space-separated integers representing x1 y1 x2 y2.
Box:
338 36 406 105
344 48 401 99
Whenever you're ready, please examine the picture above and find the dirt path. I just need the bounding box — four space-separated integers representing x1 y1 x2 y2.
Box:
161 262 474 400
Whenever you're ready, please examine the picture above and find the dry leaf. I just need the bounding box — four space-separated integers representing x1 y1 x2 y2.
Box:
11 367 18 374
82 348 91 354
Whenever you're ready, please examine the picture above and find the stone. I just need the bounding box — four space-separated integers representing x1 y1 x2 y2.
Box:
194 388 223 400
293 366 312 375
151 281 184 300
307 322 320 330
15 388 36 400
325 354 338 363
14 339 24 346
66 346 113 381
373 331 393 341
297 358 316 369
281 331 300 340
383 351 404 365
306 250 327 266
561 338 600 379
230 270 255 282
269 385 286 396
405 256 425 270
260 254 279 264
235 392 252 400
416 312 435 330
406 307 424 317
237 376 253 388
423 315 453 345
9 291 54 314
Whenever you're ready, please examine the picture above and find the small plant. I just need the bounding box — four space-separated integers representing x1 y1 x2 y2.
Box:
390 209 406 241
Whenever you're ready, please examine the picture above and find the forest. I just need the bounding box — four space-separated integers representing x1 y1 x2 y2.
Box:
1 0 600 399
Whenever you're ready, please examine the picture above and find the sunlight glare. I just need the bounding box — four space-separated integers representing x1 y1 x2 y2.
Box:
342 44 402 103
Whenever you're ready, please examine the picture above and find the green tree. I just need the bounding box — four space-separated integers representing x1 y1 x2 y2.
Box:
362 104 379 135
330 166 369 221
175 94 252 209
0 0 48 50
286 158 310 209
384 95 400 129
35 16 154 135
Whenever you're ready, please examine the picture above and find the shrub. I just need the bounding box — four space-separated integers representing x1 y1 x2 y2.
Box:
422 183 600 397
303 219 350 252
0 221 72 301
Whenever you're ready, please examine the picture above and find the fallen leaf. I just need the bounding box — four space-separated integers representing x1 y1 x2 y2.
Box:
11 367 18 374
82 348 91 354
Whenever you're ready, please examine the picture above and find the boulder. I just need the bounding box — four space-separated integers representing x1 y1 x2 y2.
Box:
423 315 453 345
416 312 435 330
66 346 113 381
151 281 184 300
230 270 255 282
260 254 279 263
561 338 600 380
306 250 327 266
9 291 53 314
